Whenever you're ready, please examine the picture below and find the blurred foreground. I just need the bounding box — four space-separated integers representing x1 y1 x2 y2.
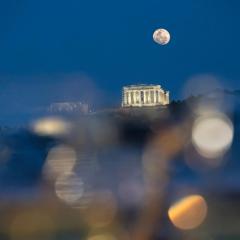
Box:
0 90 240 240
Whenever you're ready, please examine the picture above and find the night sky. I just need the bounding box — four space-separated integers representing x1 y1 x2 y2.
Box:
0 0 240 124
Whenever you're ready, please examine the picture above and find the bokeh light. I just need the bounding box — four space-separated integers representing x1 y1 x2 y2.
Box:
192 114 233 159
43 145 77 180
55 172 84 205
168 195 208 230
87 233 117 240
32 117 71 136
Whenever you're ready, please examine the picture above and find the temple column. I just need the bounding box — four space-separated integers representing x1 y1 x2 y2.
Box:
159 92 163 103
128 91 131 105
166 92 169 104
150 90 153 104
153 90 156 103
147 91 150 103
124 92 127 105
143 90 146 104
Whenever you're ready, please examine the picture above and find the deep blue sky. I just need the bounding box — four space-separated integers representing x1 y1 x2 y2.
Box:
0 0 240 124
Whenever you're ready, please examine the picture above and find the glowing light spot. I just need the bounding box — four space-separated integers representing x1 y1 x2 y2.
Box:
168 195 207 230
44 145 76 180
55 172 84 205
88 234 117 240
192 114 233 159
32 117 71 136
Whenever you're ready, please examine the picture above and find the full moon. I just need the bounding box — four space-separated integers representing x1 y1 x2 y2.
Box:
153 28 171 45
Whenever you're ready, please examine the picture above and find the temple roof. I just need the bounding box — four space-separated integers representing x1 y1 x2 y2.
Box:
123 84 162 90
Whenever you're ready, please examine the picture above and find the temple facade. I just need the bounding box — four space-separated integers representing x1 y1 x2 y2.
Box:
122 84 169 107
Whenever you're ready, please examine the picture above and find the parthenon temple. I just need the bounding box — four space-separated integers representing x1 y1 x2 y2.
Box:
122 84 169 107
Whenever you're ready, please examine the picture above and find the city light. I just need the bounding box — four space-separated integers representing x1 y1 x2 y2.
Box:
43 145 77 180
55 172 84 205
168 194 208 230
192 114 233 159
32 117 71 136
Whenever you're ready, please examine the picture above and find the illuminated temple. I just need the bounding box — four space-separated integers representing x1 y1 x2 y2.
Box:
122 84 170 107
